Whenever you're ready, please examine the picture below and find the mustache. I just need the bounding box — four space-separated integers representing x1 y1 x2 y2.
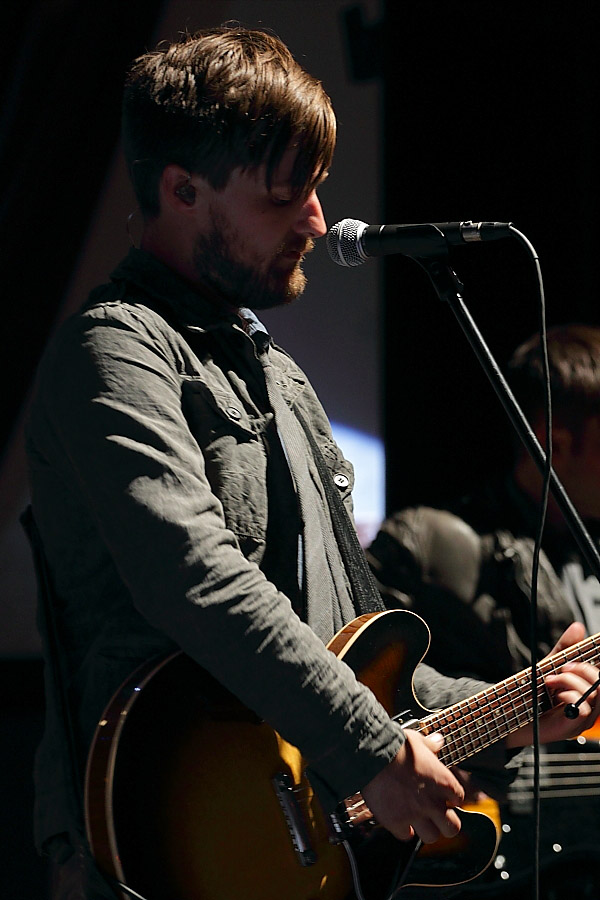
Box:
277 237 315 258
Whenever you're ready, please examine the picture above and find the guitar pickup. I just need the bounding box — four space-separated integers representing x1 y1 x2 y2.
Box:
271 773 317 866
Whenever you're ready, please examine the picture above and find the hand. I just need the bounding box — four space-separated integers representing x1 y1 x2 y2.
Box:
453 768 488 805
361 730 464 844
506 622 600 747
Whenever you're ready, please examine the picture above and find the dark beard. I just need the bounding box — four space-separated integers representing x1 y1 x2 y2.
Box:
192 209 308 311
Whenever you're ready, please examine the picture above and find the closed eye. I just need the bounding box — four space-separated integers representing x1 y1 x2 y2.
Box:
270 194 294 207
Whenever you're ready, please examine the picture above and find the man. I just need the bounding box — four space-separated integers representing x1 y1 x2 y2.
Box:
25 29 600 899
367 324 600 894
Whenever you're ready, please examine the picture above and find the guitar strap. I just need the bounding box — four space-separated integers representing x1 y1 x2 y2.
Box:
20 506 84 827
21 506 123 899
293 407 385 617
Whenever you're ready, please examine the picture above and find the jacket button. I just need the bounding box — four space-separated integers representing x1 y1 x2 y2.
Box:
226 406 242 420
334 474 349 489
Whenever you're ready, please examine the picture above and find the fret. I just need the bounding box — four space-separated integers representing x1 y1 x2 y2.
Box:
505 675 525 727
451 704 471 759
545 654 561 675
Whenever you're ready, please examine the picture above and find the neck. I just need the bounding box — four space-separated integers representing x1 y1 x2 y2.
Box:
140 228 241 318
140 226 193 283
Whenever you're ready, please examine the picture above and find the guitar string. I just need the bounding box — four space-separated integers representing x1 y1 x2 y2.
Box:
509 746 600 798
340 730 600 824
336 740 600 824
422 639 600 767
340 761 600 823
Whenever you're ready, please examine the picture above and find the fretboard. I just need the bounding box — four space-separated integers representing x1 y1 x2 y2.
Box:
415 631 600 768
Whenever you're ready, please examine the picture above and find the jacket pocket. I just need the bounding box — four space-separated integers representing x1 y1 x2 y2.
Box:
181 378 269 556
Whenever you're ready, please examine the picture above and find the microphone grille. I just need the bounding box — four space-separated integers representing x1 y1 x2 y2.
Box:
326 218 368 267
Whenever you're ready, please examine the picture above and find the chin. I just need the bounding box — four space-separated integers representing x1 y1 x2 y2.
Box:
250 270 307 310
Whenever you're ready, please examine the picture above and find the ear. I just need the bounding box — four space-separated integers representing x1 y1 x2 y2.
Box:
523 419 574 479
159 165 197 211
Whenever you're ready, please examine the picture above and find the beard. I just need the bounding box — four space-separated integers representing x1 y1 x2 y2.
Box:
192 206 313 311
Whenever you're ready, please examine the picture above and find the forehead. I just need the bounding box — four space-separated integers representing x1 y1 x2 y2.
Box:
268 144 330 195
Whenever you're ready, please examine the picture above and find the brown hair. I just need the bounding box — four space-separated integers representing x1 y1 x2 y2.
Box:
507 323 600 445
122 25 336 217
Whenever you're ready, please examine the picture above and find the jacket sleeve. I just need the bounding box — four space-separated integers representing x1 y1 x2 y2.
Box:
367 506 523 681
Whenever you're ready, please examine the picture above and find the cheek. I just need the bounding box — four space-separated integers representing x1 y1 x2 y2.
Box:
587 461 600 496
580 444 600 477
241 217 286 257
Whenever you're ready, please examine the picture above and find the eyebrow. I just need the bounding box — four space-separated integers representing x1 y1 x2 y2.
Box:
303 170 330 194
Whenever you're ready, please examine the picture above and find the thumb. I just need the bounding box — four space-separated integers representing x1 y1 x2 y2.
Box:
548 621 585 656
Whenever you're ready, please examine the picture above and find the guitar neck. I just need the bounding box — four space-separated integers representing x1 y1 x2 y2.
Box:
415 631 600 768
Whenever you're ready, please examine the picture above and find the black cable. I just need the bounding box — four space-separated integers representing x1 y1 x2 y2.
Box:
401 230 575 900
511 229 551 900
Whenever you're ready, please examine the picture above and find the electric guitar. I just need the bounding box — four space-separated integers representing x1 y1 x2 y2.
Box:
84 609 600 900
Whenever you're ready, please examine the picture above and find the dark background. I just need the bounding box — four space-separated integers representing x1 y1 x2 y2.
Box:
1 1 598 895
381 2 599 510
1 3 166 895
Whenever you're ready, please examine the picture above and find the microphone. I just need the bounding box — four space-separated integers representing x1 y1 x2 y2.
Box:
326 218 513 266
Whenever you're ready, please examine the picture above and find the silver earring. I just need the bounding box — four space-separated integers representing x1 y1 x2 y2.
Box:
126 209 141 248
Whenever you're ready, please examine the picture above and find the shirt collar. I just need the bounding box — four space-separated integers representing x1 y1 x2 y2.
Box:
239 307 272 352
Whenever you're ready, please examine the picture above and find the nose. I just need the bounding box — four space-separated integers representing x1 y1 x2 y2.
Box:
295 190 327 239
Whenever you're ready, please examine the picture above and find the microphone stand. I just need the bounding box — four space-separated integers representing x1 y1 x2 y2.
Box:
413 254 600 581
403 247 599 900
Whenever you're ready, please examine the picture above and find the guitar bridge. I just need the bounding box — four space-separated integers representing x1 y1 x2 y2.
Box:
333 792 377 838
271 773 317 866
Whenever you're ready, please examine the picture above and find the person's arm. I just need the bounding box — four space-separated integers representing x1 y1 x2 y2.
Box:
367 506 575 681
36 306 404 806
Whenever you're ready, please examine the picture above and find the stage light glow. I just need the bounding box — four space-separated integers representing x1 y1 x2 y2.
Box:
330 421 385 547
